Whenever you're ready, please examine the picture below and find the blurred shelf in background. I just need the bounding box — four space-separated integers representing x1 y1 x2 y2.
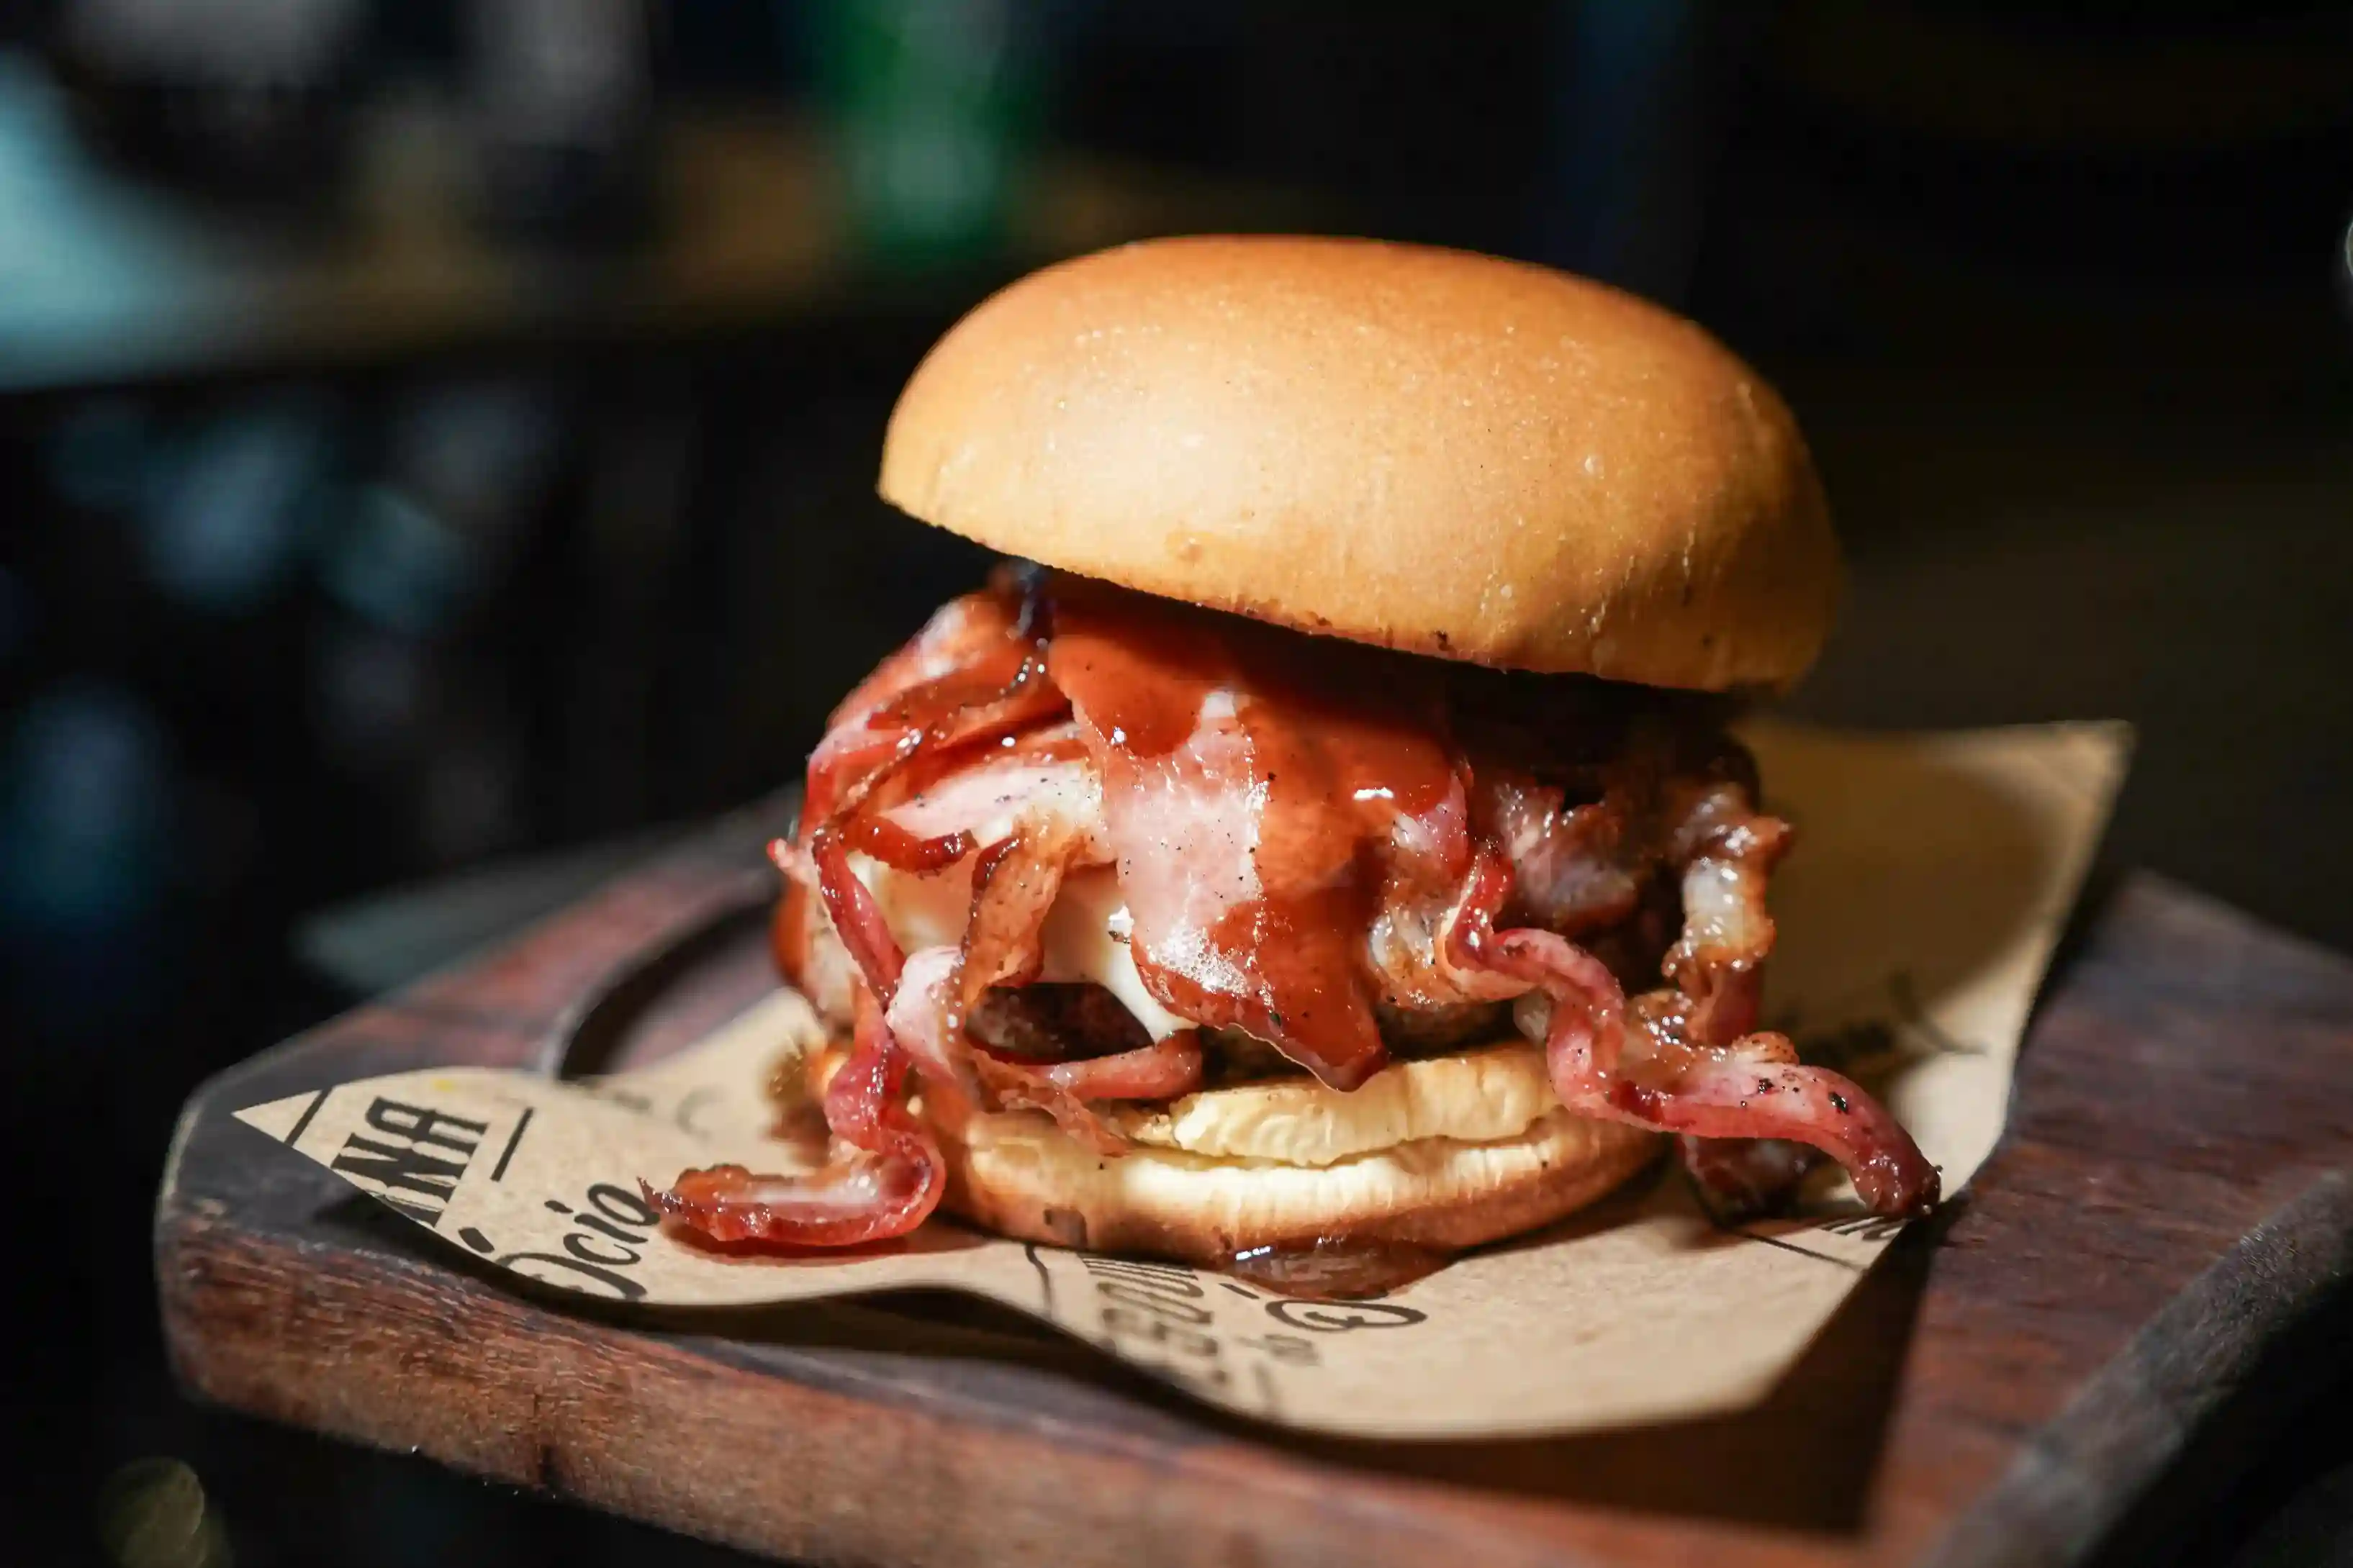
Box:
0 49 1321 399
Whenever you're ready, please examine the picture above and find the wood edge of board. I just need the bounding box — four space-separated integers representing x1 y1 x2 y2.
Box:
150 853 2353 1568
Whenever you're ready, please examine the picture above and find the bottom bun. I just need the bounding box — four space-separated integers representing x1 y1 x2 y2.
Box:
936 1085 1661 1266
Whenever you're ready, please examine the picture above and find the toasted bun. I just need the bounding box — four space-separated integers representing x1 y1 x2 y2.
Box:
880 235 1838 691
932 1044 1662 1265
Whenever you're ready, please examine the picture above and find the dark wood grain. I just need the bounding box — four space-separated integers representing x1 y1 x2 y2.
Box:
155 804 2353 1568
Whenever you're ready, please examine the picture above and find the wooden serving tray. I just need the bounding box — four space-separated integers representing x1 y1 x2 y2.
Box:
158 796 2353 1568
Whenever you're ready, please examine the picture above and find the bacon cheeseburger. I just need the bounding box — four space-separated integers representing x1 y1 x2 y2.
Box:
649 237 1938 1282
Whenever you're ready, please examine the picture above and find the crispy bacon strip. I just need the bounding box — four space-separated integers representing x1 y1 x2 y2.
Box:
1631 1036 1938 1216
957 826 1206 1146
643 1156 937 1248
969 1030 1206 1156
884 947 981 1120
1661 779 1789 1046
965 1056 1120 1152
1029 1032 1206 1100
656 583 1061 1248
803 581 1061 828
804 652 1065 1000
798 581 1068 1021
1465 745 1933 1211
886 950 1205 1157
810 828 907 1004
960 831 1072 1003
1444 859 1939 1215
662 572 1942 1253
645 988 944 1246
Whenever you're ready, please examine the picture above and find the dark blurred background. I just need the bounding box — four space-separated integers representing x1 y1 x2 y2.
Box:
4 2 2351 1564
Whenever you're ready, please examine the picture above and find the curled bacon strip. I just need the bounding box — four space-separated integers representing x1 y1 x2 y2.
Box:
1449 848 1941 1217
810 828 907 1005
801 581 1059 828
883 947 982 1120
955 826 1206 1147
874 818 1179 1152
645 989 945 1247
1661 779 1789 1046
655 582 1062 1250
662 571 1943 1254
1631 1038 1939 1216
959 830 1072 1002
1469 753 1933 1213
804 643 1067 1008
970 1041 1203 1155
1028 1032 1206 1100
643 1157 937 1248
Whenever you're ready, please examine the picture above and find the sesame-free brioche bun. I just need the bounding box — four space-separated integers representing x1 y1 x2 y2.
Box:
938 1045 1662 1264
880 235 1838 692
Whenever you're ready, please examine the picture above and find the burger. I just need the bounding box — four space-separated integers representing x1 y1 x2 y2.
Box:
647 237 1938 1288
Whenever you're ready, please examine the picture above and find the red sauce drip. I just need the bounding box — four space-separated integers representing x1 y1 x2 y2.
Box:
1046 578 1466 1089
1227 1237 1450 1300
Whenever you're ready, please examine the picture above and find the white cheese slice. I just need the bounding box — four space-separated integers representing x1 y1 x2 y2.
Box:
1037 867 1190 1040
850 857 1190 1041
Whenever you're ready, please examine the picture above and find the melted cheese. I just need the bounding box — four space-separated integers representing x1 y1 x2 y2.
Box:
850 858 1190 1041
1108 1043 1555 1166
851 853 969 954
1037 868 1191 1039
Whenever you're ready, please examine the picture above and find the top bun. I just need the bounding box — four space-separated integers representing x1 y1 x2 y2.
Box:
880 235 1838 690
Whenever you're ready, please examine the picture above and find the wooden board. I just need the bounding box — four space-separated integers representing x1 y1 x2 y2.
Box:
156 794 2353 1568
